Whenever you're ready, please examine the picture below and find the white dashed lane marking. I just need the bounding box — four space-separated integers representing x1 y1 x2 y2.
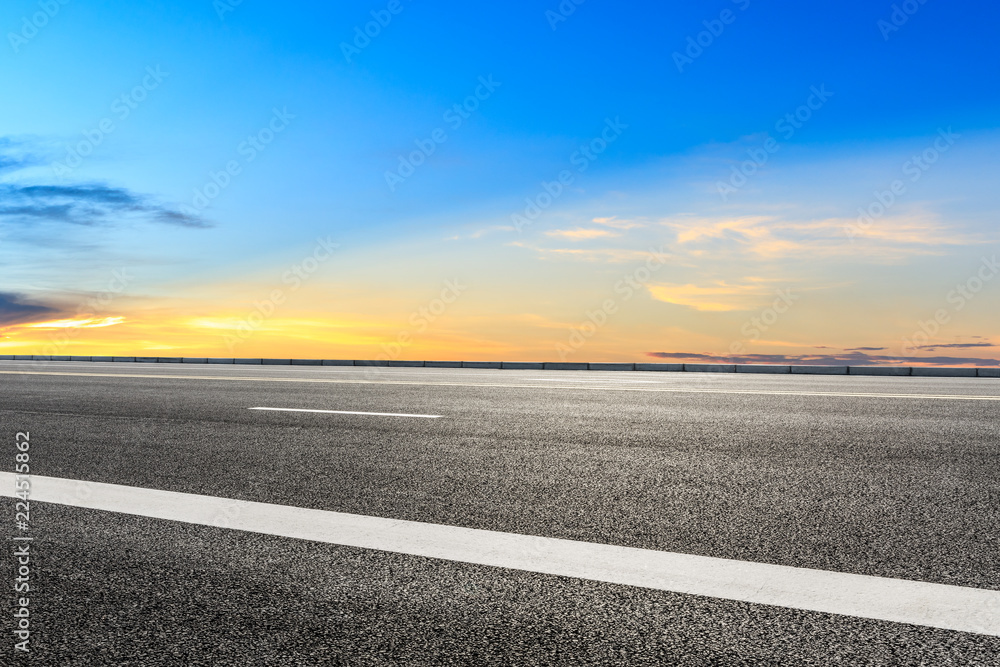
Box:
249 407 442 418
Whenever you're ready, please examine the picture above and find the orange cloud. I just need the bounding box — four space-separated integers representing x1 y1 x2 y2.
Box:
544 228 620 240
591 216 644 230
663 211 981 261
647 280 777 311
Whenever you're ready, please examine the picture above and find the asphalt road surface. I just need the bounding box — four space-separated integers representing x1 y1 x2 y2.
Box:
2 360 999 665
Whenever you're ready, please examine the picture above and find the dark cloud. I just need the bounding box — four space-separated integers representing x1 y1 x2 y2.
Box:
0 183 209 229
152 208 208 228
647 351 1000 367
0 138 36 174
844 346 887 351
0 292 60 327
913 342 995 350
0 138 208 229
0 156 26 173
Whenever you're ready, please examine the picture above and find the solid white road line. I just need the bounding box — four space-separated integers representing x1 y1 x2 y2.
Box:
249 407 442 418
2 369 999 401
4 472 998 636
0 362 510 378
528 378 658 383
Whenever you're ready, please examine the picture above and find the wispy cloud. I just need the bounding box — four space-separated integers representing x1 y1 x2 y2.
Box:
663 212 980 261
0 183 209 228
444 224 515 241
24 316 125 329
508 241 670 263
0 138 40 175
646 278 782 312
0 137 208 230
544 227 620 240
913 342 996 351
591 216 645 230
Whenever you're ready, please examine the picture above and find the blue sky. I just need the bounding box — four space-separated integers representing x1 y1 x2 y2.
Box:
1 0 998 362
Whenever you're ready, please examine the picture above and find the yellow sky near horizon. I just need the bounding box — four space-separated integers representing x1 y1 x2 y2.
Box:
4 205 998 365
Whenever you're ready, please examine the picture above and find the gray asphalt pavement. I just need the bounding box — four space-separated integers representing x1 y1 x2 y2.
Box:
2 360 999 664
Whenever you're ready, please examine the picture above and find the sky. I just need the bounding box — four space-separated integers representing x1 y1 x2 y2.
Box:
1 0 998 365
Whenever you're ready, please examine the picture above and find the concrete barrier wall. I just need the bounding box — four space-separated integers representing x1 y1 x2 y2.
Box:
849 366 911 376
588 363 635 371
0 355 996 377
911 367 977 378
501 362 543 370
737 365 791 374
635 363 684 372
790 366 848 375
684 364 736 373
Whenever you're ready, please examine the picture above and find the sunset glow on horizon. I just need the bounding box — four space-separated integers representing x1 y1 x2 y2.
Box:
2 1 998 367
